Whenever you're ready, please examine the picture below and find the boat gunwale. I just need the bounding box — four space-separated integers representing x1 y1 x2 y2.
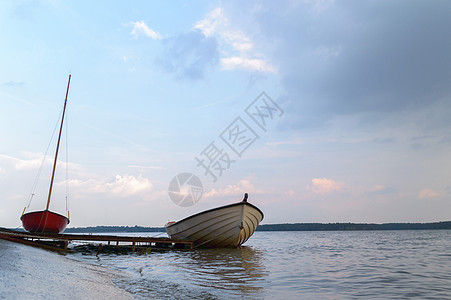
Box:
165 202 264 229
173 212 240 238
20 209 70 224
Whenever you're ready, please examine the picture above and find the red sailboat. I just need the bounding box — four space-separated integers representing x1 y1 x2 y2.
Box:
20 75 72 234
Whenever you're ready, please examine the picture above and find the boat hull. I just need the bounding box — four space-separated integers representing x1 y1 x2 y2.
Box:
166 202 264 248
21 210 69 234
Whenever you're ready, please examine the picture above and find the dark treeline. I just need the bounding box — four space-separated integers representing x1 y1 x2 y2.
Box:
64 225 165 233
64 221 451 233
256 221 451 231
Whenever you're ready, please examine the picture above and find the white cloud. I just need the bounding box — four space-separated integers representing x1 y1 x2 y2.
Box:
0 153 81 172
194 7 224 37
223 31 253 52
195 7 253 52
418 189 439 199
194 7 275 73
221 56 276 73
195 7 249 52
307 177 344 194
130 21 161 39
109 174 153 196
61 174 153 198
204 179 263 198
0 153 42 170
94 174 153 197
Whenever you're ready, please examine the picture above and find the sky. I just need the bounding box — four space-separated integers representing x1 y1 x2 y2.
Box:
1 0 450 228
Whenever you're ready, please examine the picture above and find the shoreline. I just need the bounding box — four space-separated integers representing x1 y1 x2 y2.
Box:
0 239 133 299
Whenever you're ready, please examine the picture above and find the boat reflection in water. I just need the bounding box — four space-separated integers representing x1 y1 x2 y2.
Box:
177 246 268 297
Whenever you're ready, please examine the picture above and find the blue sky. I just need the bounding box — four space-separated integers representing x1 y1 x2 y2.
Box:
1 0 450 227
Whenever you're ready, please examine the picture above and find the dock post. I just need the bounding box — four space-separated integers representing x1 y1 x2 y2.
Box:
132 241 136 252
96 244 102 257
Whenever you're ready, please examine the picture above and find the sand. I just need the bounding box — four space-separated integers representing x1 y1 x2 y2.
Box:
0 239 133 299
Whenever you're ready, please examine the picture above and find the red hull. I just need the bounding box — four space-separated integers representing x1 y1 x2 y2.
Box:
21 210 69 234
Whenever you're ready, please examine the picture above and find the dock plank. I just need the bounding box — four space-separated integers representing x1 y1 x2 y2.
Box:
0 227 193 253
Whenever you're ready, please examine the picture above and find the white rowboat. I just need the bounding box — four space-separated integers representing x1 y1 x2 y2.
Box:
165 195 264 248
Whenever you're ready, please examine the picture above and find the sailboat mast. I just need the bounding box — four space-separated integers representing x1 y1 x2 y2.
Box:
46 75 71 211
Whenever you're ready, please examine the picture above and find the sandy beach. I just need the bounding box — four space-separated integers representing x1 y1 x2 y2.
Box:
0 239 132 299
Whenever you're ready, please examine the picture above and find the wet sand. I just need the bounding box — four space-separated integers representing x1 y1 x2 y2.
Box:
0 239 132 299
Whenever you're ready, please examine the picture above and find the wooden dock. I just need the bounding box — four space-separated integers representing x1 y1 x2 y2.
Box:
0 227 193 254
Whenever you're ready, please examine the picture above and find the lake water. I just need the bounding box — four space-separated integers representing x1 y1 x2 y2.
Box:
73 230 451 299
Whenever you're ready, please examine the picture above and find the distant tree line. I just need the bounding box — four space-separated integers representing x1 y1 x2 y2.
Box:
63 221 451 233
256 221 451 231
64 225 165 233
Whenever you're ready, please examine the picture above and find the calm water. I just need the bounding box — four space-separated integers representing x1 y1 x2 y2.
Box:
74 230 451 299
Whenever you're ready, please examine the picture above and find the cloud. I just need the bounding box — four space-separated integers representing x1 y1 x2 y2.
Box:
158 6 276 79
159 31 219 79
204 179 263 198
418 189 439 199
105 174 153 197
194 7 275 73
195 7 253 52
220 56 276 73
307 177 344 194
194 7 224 38
285 189 295 197
130 21 161 39
0 154 153 199
67 174 153 199
0 153 42 170
243 1 451 129
0 153 80 172
367 185 395 195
